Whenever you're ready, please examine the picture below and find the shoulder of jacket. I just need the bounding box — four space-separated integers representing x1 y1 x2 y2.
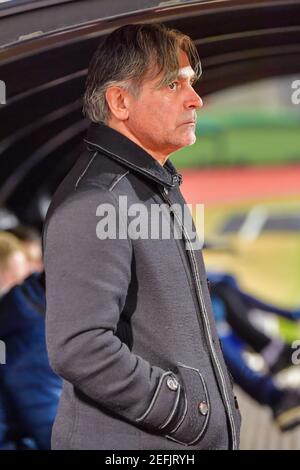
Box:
75 149 130 193
43 149 132 246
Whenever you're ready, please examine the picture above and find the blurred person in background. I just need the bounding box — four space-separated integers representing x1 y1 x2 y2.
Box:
0 228 60 449
209 272 300 374
210 274 300 432
0 272 62 450
0 232 30 296
7 225 43 274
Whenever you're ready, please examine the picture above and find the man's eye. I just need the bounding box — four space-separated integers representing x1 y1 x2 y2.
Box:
168 82 178 90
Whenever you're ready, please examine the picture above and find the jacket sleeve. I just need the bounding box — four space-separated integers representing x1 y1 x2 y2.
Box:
43 185 185 435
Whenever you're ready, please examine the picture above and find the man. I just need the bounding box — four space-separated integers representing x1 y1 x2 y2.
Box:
43 23 241 450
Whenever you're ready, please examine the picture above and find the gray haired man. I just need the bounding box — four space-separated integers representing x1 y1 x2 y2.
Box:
43 23 241 450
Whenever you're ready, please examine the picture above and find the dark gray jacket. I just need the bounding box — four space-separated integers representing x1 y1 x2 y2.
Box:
43 122 241 450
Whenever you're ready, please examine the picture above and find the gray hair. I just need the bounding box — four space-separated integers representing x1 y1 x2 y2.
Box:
83 23 201 124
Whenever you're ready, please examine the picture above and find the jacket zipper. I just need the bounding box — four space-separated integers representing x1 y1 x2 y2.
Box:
161 187 238 450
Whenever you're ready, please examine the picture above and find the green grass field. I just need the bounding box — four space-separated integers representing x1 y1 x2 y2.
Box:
171 111 300 168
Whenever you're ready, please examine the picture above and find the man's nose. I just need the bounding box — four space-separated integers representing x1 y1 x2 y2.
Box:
186 88 203 110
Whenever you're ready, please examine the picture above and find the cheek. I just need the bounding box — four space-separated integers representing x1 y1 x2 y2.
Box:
138 108 166 135
149 106 175 132
130 96 178 137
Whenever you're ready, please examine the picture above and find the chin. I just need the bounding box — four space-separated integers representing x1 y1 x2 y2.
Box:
182 132 196 147
169 132 196 152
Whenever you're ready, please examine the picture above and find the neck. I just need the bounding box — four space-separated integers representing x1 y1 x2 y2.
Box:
107 120 169 166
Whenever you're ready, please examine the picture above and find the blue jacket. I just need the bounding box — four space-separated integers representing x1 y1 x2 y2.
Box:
0 274 62 449
208 272 300 321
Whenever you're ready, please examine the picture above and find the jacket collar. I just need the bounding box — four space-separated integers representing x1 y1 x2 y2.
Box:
84 122 182 189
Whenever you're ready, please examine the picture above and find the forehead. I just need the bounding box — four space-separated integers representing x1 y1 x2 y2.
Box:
177 50 194 78
140 49 195 90
178 49 191 68
178 65 195 79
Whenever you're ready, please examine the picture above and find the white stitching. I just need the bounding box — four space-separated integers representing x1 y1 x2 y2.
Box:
177 362 198 372
158 384 181 430
109 171 130 191
84 139 173 186
75 151 97 189
166 388 188 434
165 363 210 446
135 371 172 423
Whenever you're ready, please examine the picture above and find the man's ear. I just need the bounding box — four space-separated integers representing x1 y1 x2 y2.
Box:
105 86 130 121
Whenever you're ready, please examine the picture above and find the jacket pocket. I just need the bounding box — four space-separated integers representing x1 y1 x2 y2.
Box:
165 362 210 446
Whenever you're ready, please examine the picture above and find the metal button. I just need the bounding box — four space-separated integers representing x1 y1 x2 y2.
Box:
166 376 179 391
198 401 209 416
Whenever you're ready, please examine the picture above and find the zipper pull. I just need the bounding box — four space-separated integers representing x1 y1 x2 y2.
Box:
172 174 183 186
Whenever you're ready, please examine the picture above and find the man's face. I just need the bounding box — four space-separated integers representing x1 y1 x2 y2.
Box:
125 50 203 160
